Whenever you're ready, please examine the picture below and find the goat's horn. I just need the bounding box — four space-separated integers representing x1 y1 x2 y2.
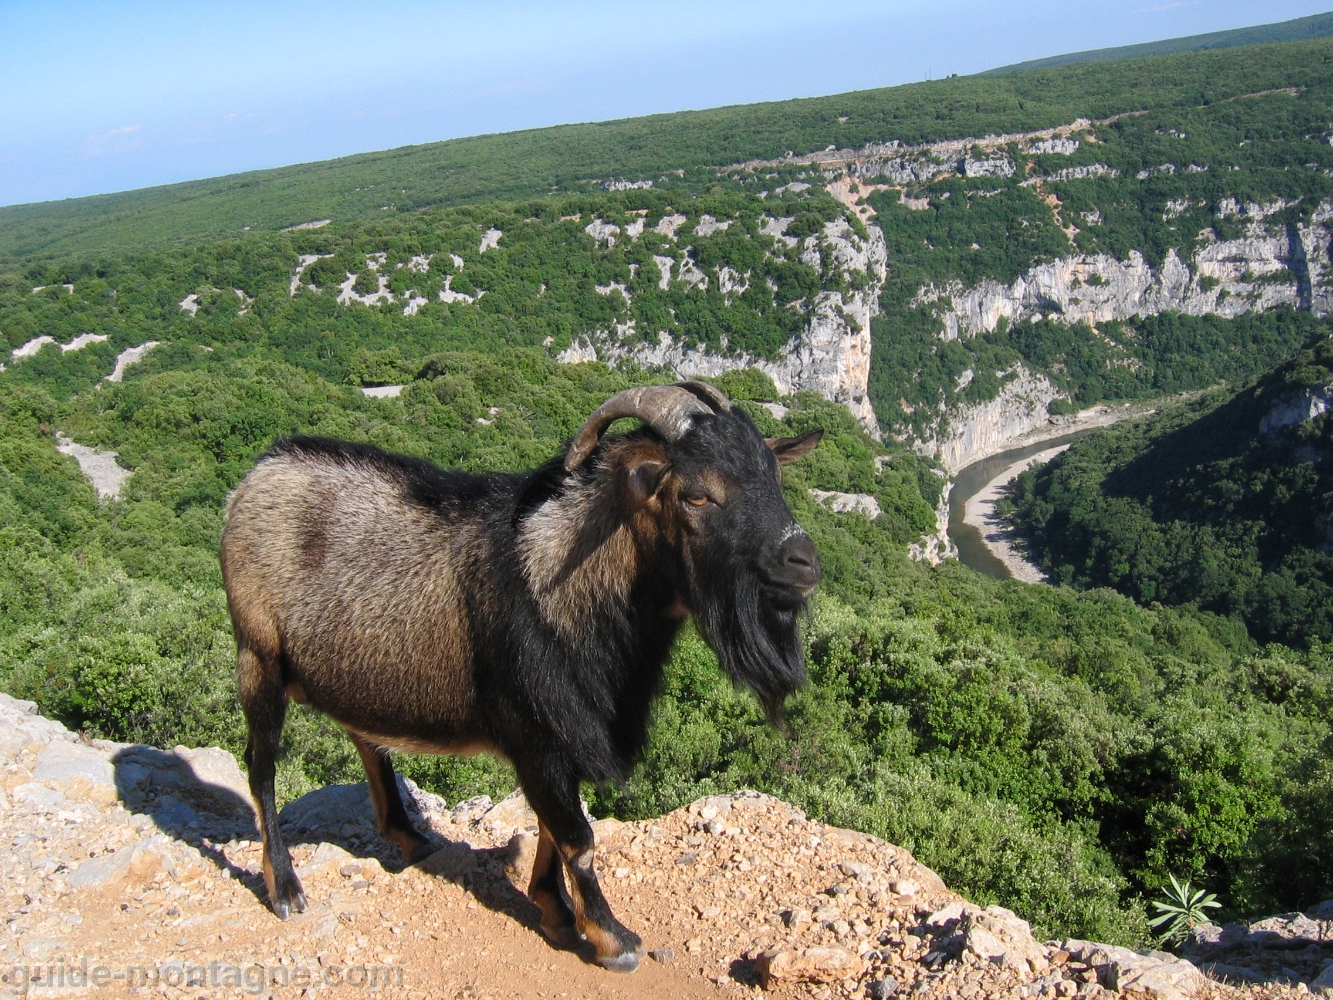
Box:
675 379 731 412
565 384 719 471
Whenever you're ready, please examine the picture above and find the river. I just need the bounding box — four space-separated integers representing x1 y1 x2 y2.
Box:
946 429 1098 581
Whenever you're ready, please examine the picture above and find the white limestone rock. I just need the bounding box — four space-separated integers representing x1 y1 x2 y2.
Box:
585 219 620 246
480 789 537 835
1063 939 1209 1000
55 433 131 499
1261 383 1333 434
67 845 135 889
289 253 332 296
937 368 1061 473
32 741 117 805
693 214 731 236
914 203 1333 347
810 490 881 518
105 341 159 382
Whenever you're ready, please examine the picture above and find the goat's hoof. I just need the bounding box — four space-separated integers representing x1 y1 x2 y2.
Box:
271 881 307 920
389 828 433 864
597 948 643 974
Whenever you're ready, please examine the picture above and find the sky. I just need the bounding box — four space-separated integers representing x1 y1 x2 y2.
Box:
1 0 1329 208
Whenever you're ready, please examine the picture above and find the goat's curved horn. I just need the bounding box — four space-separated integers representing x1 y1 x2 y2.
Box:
675 379 732 412
565 384 722 471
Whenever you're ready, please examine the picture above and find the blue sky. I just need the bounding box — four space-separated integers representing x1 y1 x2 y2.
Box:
1 0 1328 208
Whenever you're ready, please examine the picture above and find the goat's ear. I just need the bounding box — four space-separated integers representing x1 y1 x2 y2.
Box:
766 428 823 465
626 458 670 502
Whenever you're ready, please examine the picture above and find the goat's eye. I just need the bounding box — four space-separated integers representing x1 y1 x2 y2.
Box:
684 494 711 507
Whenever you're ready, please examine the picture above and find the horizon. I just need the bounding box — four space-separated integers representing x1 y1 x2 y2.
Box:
2 0 1330 210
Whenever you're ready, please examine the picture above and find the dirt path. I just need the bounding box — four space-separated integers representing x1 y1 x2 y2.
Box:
4 779 965 1000
41 851 722 1000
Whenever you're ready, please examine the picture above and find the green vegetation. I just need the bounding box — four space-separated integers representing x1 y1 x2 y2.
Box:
0 189 857 381
4 35 1333 261
1006 336 1333 648
987 10 1333 74
1149 876 1221 946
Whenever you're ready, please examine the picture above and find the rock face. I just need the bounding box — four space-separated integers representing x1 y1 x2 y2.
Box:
810 490 882 518
1060 939 1210 1000
724 117 1091 189
105 341 159 383
562 218 887 436
907 487 958 565
912 222 1322 344
54 433 131 499
1261 380 1333 434
0 694 1319 998
921 900 1050 971
934 368 1062 473
915 199 1333 345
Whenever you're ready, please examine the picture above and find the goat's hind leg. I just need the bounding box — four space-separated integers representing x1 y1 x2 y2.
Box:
349 732 432 863
237 645 306 919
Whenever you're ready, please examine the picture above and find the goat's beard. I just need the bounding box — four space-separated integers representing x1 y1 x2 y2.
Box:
691 566 807 725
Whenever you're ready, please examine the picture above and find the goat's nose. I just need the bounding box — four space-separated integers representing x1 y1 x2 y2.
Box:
778 534 821 590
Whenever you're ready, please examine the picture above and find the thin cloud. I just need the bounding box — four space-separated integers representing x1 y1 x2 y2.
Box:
82 124 141 157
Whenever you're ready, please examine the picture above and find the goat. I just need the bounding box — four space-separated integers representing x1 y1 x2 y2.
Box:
219 381 823 972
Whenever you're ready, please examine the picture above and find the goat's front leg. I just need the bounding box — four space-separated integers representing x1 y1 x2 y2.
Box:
520 767 643 972
527 819 579 948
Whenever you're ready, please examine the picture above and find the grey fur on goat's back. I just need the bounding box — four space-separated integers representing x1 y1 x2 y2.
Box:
221 437 491 748
219 433 677 759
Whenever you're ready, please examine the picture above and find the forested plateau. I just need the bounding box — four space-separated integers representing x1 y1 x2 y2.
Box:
1 35 1331 949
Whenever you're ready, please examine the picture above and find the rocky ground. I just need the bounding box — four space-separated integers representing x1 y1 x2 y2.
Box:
0 693 1328 1000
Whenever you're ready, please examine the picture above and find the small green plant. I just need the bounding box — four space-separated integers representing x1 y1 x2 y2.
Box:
1149 875 1221 945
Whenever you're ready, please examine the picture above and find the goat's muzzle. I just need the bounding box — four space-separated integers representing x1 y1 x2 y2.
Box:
763 533 821 602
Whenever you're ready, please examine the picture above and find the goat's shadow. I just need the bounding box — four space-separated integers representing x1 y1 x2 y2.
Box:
111 744 262 893
109 749 585 960
273 778 572 955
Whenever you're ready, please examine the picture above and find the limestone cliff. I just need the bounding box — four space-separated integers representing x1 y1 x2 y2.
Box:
914 203 1331 343
932 369 1063 473
909 200 1333 470
907 487 958 564
561 218 886 437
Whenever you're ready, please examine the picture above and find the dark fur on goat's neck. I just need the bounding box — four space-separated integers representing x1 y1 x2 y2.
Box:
265 433 685 783
509 437 688 779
